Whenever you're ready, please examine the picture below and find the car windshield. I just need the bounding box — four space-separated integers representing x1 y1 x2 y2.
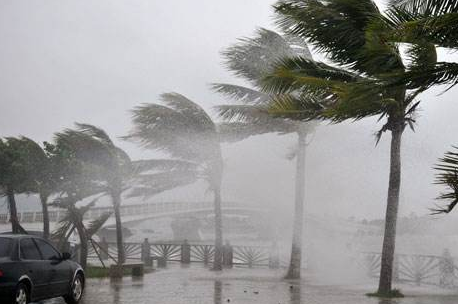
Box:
0 238 12 257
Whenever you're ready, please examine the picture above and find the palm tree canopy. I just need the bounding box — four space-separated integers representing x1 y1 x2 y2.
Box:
274 0 405 76
378 0 458 91
257 0 434 135
214 28 317 140
52 123 200 200
221 28 312 87
126 93 221 164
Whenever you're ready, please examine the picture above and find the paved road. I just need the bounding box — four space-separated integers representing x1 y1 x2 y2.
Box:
41 265 458 304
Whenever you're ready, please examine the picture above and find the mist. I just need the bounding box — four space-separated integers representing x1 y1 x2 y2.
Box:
1 1 458 302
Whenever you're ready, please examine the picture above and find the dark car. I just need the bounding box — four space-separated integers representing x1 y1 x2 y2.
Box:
0 234 84 304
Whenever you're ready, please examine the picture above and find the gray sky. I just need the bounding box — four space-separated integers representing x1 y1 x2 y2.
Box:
1 0 458 220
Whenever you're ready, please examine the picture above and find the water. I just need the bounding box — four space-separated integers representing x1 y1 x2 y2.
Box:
43 265 458 304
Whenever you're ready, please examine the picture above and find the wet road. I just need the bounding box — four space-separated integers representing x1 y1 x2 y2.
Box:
42 265 458 304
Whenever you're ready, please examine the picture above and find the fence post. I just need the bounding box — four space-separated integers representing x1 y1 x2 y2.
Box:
223 240 233 268
269 241 280 269
440 248 455 288
100 237 109 260
141 238 151 266
181 239 191 264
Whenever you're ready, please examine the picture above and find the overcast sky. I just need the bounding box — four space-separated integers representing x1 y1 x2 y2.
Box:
1 0 458 220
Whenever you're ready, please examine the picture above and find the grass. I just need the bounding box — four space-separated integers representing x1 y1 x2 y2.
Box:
86 266 130 278
86 265 154 278
366 289 404 298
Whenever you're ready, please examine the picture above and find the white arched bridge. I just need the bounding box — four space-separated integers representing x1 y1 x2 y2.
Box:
0 201 268 232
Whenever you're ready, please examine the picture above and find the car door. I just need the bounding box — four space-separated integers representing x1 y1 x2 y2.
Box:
34 238 73 296
19 238 47 299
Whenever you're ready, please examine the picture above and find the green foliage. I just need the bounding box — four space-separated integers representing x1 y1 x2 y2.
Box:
432 147 458 214
274 0 404 76
380 0 458 91
0 137 45 194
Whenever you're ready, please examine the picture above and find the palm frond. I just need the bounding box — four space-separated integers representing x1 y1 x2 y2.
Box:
274 0 404 76
126 95 220 162
434 146 458 213
222 27 312 85
390 0 458 16
211 83 270 105
86 211 113 237
130 159 199 174
75 123 114 147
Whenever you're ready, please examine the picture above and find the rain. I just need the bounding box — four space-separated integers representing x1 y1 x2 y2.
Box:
1 1 458 304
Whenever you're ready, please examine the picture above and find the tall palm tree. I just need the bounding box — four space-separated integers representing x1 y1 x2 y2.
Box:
126 93 227 270
0 137 41 234
213 28 316 279
257 0 435 295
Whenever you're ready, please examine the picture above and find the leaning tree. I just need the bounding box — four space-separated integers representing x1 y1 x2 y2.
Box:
256 0 437 294
0 137 42 234
126 93 228 270
53 123 196 266
213 28 317 279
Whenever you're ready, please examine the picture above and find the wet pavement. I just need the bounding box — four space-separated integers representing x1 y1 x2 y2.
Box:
41 264 458 304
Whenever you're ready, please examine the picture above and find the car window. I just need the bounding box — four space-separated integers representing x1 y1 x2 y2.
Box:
0 238 12 257
35 239 60 260
20 238 42 260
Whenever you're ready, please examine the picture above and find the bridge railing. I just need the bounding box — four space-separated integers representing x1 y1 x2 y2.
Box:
87 239 281 269
0 201 257 224
362 250 458 288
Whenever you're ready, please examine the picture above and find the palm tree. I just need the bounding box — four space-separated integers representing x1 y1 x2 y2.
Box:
51 197 112 270
53 123 193 266
21 140 61 240
126 93 227 270
257 0 435 295
0 137 42 234
213 28 316 279
44 138 108 269
432 147 458 214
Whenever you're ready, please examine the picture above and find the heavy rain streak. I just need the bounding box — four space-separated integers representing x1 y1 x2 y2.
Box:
1 1 458 304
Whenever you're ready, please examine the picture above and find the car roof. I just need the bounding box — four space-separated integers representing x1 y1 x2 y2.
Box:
0 234 38 239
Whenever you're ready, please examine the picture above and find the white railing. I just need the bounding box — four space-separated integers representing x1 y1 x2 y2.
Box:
0 201 259 224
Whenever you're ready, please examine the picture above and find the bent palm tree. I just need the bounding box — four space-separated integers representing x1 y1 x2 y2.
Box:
259 0 436 294
53 124 194 265
126 93 226 270
214 28 316 279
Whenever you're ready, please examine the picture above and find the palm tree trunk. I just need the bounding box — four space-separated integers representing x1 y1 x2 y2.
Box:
6 187 21 234
74 220 88 270
212 186 223 271
40 193 50 240
285 131 306 279
378 126 403 294
112 192 125 265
